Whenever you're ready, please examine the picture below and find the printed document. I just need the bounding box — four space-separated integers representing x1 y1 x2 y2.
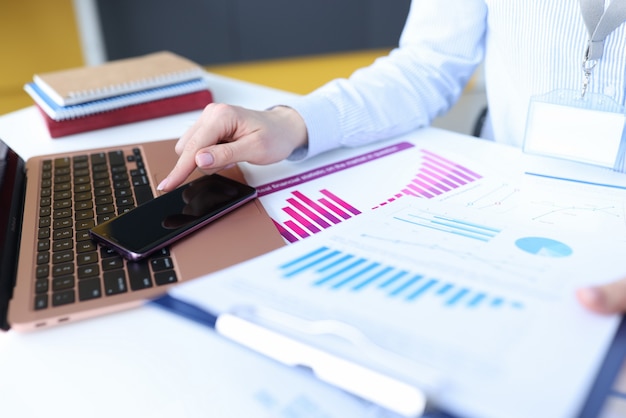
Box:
169 196 626 418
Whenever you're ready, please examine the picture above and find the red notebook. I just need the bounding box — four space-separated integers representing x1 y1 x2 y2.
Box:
36 89 213 138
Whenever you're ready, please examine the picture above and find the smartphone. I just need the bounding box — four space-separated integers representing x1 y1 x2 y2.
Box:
89 174 257 260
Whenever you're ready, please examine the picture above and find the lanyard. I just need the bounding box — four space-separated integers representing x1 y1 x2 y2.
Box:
578 0 626 96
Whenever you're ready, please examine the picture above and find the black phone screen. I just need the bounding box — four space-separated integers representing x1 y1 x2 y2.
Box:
89 174 257 259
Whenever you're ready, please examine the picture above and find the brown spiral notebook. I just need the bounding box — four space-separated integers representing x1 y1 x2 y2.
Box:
33 51 206 106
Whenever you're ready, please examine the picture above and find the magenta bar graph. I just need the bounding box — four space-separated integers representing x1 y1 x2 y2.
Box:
372 149 483 209
279 246 524 310
263 144 484 242
275 189 362 243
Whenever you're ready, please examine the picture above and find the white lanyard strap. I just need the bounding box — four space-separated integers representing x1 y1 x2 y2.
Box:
579 0 626 61
578 0 626 96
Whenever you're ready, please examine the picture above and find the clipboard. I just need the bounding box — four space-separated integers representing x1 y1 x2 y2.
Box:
151 294 438 417
149 195 626 418
579 316 626 417
152 294 626 418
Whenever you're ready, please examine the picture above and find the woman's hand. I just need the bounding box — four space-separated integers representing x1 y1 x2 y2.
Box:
577 279 626 314
158 104 307 192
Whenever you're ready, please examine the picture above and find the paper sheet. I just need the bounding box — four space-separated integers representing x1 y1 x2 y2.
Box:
170 196 624 418
169 130 626 418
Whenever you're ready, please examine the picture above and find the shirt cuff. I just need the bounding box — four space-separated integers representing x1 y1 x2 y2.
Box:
280 94 343 161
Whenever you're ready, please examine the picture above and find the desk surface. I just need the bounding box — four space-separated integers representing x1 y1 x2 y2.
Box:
1 73 626 418
0 74 385 418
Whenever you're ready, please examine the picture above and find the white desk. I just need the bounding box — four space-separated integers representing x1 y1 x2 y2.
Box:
0 74 393 418
2 73 626 418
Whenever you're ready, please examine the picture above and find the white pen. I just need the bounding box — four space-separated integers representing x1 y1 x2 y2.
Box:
215 312 430 418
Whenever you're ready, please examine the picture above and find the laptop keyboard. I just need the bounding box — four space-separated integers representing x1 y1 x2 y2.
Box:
35 147 178 310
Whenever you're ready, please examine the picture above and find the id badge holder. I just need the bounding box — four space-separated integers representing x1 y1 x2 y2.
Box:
523 89 626 172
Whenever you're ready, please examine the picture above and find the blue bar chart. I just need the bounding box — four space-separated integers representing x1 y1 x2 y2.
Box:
279 246 524 310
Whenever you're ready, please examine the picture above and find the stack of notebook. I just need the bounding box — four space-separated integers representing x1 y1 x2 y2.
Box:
24 51 213 138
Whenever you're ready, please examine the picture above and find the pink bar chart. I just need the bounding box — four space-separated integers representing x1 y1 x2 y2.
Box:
257 142 484 242
273 190 361 243
372 149 483 209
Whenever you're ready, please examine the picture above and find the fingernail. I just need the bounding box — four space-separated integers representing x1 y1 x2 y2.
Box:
196 152 214 168
157 177 168 191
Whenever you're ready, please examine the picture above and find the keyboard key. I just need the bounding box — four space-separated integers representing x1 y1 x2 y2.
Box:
74 183 92 193
52 250 73 264
53 208 72 219
90 152 106 165
127 260 153 290
78 278 102 301
102 256 124 271
75 209 95 221
35 265 49 279
52 276 75 291
74 191 93 202
108 150 125 166
52 290 75 307
53 199 71 210
38 227 50 240
95 204 115 215
35 279 48 293
52 238 73 252
36 252 50 265
94 178 110 188
54 157 70 168
77 252 98 266
75 219 95 231
37 239 50 252
75 230 91 241
53 227 73 240
53 218 72 230
75 200 93 211
34 295 48 310
103 271 128 295
39 217 51 228
134 185 153 205
76 240 97 253
95 195 113 205
114 188 132 198
52 263 74 278
77 264 100 279
150 257 174 272
154 270 178 286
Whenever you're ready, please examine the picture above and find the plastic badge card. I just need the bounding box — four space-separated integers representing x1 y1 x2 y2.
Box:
524 90 626 172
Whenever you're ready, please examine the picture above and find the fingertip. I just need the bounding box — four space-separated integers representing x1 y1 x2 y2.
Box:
576 286 610 314
156 177 169 192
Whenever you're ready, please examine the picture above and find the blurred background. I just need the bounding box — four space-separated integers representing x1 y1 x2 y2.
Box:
0 0 485 134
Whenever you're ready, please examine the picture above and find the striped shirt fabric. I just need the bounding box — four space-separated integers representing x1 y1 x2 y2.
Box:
283 0 626 160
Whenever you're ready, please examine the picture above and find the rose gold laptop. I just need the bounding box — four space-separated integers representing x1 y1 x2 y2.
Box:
0 138 285 332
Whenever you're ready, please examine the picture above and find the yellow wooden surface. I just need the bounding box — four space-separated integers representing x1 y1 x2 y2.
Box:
0 0 84 115
205 49 391 95
1 0 388 118
0 0 389 115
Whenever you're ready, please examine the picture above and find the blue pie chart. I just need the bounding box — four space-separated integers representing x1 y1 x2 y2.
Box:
515 237 573 257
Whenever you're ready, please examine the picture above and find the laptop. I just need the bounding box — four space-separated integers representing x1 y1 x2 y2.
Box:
0 137 285 332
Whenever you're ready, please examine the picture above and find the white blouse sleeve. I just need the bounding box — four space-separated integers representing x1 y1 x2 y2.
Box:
283 0 488 160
